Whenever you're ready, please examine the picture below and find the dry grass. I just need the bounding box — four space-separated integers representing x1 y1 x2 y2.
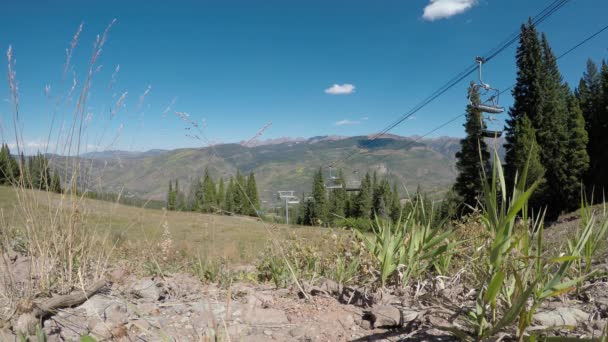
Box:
0 186 329 264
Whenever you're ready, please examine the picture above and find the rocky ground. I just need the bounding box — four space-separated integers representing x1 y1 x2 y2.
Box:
1 251 608 341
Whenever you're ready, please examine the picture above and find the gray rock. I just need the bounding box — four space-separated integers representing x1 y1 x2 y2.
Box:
245 308 289 325
339 314 355 329
357 318 373 330
108 267 129 284
131 278 163 301
79 295 131 326
533 307 590 327
290 326 307 337
366 305 419 328
136 302 160 316
106 302 130 325
91 322 113 340
368 305 401 328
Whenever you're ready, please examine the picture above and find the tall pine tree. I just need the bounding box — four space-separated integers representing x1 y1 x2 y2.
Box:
309 167 328 225
390 182 401 223
245 172 260 216
575 59 602 193
201 168 217 212
50 171 62 193
354 172 373 219
0 144 18 185
217 177 225 210
505 20 545 189
454 83 490 209
167 180 176 210
537 33 570 215
505 114 545 207
562 94 589 210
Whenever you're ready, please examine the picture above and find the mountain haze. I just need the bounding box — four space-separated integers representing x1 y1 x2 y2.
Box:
65 135 505 206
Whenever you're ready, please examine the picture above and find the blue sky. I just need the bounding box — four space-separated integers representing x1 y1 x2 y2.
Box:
0 0 606 153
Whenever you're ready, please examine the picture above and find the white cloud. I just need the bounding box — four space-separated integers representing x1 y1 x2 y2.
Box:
325 83 355 95
335 119 360 126
335 116 368 126
6 140 53 154
422 0 477 21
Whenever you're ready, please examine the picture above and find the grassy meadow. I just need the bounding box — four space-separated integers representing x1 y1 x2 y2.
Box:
0 185 329 265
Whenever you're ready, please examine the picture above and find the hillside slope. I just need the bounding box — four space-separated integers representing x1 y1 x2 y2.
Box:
59 135 483 204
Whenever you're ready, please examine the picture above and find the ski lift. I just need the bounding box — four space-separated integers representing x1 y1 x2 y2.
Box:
480 115 503 138
325 166 343 189
482 130 503 138
469 57 505 115
287 198 300 204
345 180 362 192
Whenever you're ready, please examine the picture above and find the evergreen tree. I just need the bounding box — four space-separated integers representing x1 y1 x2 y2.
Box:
505 115 545 207
505 20 544 188
174 179 185 211
454 84 490 209
372 171 378 193
309 167 328 225
575 59 602 193
537 33 570 216
217 177 225 210
224 178 235 213
233 171 247 214
590 61 608 194
191 177 204 211
0 144 14 184
201 168 217 212
372 178 391 219
354 172 373 219
390 182 401 223
301 198 315 226
245 172 260 216
562 95 589 210
328 169 346 221
50 171 62 193
28 153 51 190
167 180 176 210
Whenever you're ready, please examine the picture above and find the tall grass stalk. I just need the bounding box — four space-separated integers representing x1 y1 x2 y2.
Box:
0 21 119 301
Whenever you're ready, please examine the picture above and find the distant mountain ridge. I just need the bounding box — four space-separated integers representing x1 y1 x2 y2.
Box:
62 134 505 205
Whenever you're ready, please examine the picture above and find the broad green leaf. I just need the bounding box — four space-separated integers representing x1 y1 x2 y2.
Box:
484 271 505 304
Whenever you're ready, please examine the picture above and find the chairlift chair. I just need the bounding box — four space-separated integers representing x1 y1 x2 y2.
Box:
480 115 503 138
482 130 503 138
345 181 362 192
287 198 301 205
325 166 344 189
469 57 505 115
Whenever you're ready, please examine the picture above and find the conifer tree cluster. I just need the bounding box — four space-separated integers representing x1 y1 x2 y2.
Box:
166 169 260 217
504 21 590 217
455 19 605 218
0 145 61 193
298 167 403 226
0 144 20 185
576 59 608 199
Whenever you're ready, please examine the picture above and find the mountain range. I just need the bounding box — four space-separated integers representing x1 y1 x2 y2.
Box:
68 135 505 206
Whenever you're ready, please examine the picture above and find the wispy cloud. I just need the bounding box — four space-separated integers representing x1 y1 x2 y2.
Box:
422 0 477 21
335 116 368 126
7 140 52 154
325 83 355 95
